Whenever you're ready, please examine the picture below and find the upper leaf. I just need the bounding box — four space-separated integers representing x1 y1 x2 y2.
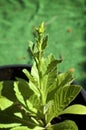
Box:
23 69 40 96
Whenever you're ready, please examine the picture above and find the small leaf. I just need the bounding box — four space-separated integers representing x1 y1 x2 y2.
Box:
36 22 45 34
0 96 13 110
29 41 34 51
41 35 48 50
57 72 74 88
45 59 62 75
47 120 78 130
60 104 86 115
31 63 39 81
23 69 40 96
14 82 26 107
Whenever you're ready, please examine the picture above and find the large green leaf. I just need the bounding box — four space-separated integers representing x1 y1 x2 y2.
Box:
0 123 21 129
54 85 81 116
10 126 44 130
0 105 39 128
47 71 74 101
45 65 57 94
45 85 81 123
14 81 27 108
14 78 34 110
39 55 62 104
47 120 78 130
60 104 86 115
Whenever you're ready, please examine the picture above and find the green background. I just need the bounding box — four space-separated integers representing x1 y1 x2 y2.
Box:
0 0 86 89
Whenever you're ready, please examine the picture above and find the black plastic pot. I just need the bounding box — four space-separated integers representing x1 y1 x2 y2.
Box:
0 64 31 81
0 64 86 130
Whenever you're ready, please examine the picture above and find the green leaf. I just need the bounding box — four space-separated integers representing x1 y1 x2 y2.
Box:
45 100 56 124
60 104 86 115
26 94 41 114
10 126 29 130
45 85 81 123
57 72 74 89
0 105 39 128
42 54 54 74
41 35 48 50
0 82 13 110
54 85 81 116
15 78 33 100
0 96 13 110
23 69 40 96
0 123 21 129
46 65 57 93
0 104 22 123
45 59 62 75
31 63 39 81
41 56 62 98
46 68 57 101
1 81 17 102
14 82 26 108
47 120 78 130
10 126 44 130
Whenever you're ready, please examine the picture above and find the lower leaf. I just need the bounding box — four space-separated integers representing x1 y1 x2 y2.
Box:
10 126 44 130
47 120 78 130
0 123 21 128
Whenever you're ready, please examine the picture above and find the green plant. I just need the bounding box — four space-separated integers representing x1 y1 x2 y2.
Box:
0 23 86 130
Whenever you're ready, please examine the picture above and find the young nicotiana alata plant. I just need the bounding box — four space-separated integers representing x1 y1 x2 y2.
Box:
0 23 86 130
